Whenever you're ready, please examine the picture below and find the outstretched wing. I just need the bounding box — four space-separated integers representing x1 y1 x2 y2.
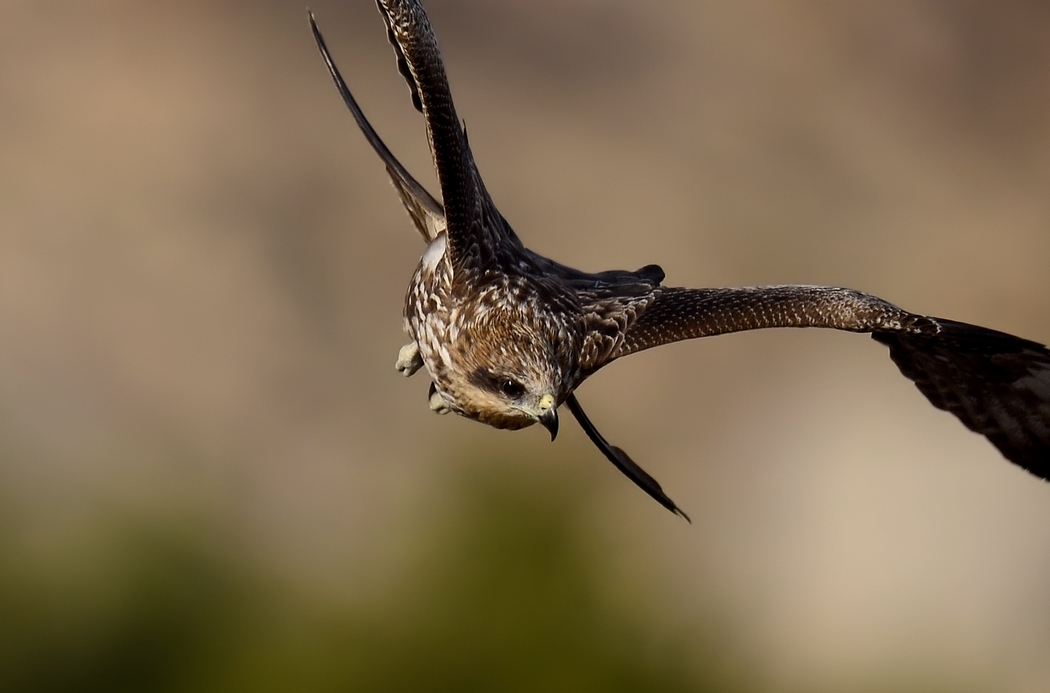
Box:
594 284 1050 478
310 13 445 242
372 0 519 266
611 285 909 358
577 285 906 376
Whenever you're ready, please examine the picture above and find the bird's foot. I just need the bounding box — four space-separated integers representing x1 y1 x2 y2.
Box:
395 342 424 377
428 382 451 415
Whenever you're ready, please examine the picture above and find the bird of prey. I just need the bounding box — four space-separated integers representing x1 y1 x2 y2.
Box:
310 0 1050 520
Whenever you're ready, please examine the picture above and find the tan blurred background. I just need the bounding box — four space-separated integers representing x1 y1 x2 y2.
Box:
1 0 1049 690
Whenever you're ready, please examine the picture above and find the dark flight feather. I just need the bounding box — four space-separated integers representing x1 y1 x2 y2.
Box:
310 13 445 242
874 319 1050 479
566 394 690 521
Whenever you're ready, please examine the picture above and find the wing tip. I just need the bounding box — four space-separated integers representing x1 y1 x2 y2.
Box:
875 316 1050 480
565 395 690 522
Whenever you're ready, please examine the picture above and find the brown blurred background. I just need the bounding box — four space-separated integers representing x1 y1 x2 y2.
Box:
1 0 1049 690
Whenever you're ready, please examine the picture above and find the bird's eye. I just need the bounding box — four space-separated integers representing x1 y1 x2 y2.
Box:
498 379 526 399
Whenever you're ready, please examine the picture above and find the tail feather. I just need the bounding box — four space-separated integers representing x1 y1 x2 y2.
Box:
873 318 1050 479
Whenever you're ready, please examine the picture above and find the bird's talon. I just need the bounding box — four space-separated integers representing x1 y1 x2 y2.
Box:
396 342 424 376
428 382 451 414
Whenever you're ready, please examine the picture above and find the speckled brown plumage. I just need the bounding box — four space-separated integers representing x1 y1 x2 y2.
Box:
311 1 1050 518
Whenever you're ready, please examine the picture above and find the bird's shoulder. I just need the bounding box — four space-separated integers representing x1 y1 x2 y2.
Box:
516 254 665 376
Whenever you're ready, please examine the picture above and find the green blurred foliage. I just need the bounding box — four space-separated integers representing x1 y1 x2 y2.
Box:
0 458 744 693
0 456 983 693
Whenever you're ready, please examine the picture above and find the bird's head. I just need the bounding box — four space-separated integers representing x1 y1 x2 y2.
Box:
434 303 579 438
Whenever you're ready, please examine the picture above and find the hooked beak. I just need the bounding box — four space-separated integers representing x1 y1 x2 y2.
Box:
536 394 559 441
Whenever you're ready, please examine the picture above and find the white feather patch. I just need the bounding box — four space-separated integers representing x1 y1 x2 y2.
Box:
421 233 447 273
